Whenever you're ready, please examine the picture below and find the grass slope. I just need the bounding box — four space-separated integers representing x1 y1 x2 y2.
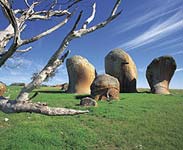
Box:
0 86 183 150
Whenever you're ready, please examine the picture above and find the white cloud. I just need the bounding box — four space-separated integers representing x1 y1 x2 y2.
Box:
171 50 183 56
2 56 69 85
120 11 183 50
116 0 182 33
134 37 183 52
176 68 183 72
0 75 31 85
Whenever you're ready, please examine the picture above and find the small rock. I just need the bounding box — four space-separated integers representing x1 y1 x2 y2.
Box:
4 118 9 122
60 83 69 91
80 97 97 107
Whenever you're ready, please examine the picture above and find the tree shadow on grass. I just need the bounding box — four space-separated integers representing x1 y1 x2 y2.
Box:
75 94 91 99
36 90 67 94
137 91 151 94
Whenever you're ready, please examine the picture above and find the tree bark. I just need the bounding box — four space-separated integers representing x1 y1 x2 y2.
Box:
0 0 121 116
0 98 89 115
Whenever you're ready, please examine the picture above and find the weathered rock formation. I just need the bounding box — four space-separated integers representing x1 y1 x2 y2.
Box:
66 55 96 94
60 83 69 91
105 48 137 93
80 97 97 107
0 82 6 96
146 56 176 94
90 74 120 100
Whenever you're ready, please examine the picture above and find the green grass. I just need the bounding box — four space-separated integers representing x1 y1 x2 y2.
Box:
0 86 183 150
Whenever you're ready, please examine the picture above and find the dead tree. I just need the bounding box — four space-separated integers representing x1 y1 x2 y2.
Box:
0 0 121 115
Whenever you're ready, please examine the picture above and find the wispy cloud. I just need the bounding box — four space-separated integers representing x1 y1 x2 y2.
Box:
117 0 182 33
135 37 183 52
1 57 68 85
171 50 183 56
176 68 183 72
119 10 183 50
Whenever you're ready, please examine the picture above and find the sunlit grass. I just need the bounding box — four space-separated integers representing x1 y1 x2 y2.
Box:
0 86 183 150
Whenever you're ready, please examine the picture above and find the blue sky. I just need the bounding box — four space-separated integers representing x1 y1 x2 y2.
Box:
0 0 183 88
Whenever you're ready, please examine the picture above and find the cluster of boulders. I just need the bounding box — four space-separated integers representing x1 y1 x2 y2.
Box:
0 49 177 107
65 48 177 106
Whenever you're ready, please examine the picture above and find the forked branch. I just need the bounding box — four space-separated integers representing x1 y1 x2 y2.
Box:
16 0 122 102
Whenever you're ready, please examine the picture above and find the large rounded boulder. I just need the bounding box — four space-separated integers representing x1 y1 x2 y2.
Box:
66 55 96 94
105 48 137 93
0 82 6 96
90 74 120 100
146 56 176 94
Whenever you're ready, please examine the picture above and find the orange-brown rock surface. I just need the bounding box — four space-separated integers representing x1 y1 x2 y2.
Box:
146 56 176 94
66 55 96 94
0 82 6 96
105 49 137 93
90 74 120 100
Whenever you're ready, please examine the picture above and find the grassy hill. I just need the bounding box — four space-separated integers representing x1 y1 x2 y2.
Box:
0 86 183 150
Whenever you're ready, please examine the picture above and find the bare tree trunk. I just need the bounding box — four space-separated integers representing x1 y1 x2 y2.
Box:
16 55 68 101
0 0 121 115
0 98 89 115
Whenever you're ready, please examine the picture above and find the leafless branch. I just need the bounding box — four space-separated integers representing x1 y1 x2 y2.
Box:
0 0 122 115
67 0 83 9
24 0 31 8
0 99 89 115
0 0 21 66
111 0 121 16
28 10 71 20
16 0 121 102
0 0 74 67
21 13 72 45
82 3 96 29
72 0 122 38
16 46 32 53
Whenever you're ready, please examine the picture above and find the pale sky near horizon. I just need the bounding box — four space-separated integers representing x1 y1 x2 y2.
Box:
0 0 183 89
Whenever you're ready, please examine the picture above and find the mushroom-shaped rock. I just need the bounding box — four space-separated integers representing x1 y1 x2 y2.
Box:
0 82 6 96
105 49 137 93
146 56 176 94
66 55 96 94
91 74 120 100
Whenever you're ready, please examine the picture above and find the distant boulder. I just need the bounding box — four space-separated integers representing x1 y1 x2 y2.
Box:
10 82 25 86
66 55 96 94
0 82 6 96
146 56 176 94
91 74 120 100
41 84 48 87
105 48 137 93
60 83 69 91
